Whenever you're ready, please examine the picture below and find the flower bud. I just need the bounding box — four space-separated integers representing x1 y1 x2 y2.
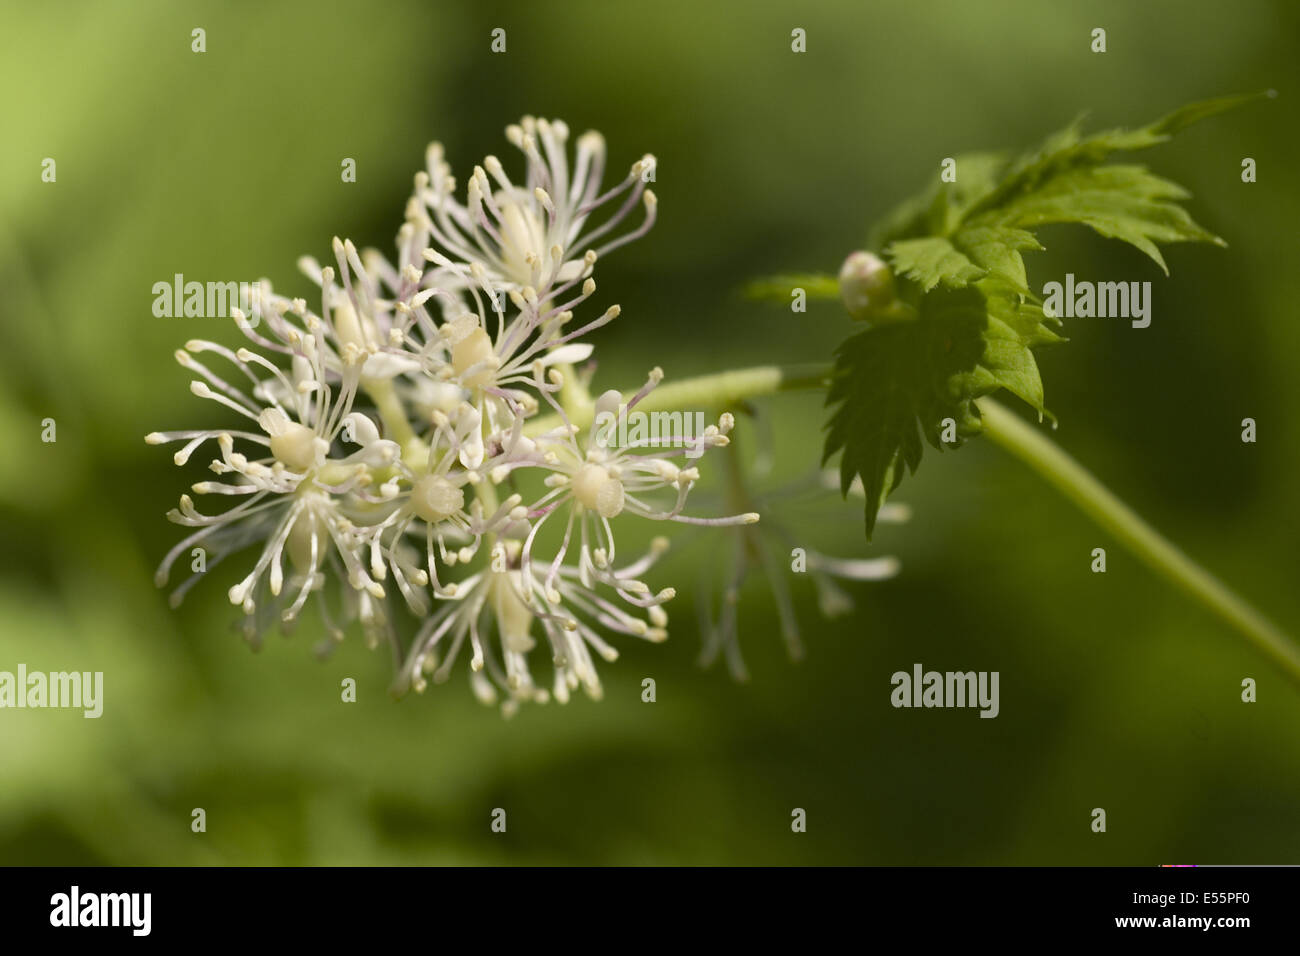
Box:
838 251 898 323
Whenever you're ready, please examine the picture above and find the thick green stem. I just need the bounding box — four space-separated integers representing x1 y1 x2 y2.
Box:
976 396 1300 684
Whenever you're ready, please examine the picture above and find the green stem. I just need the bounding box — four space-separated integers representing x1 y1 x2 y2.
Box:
525 362 832 436
976 396 1300 684
364 378 418 453
556 361 594 425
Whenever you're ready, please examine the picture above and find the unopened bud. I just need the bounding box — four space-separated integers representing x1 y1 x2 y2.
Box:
838 251 899 323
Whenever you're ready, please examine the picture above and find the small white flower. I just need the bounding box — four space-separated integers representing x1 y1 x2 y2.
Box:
413 116 657 297
147 327 397 646
393 536 672 714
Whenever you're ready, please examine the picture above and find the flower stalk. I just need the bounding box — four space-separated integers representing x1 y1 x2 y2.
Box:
976 396 1300 685
524 362 832 436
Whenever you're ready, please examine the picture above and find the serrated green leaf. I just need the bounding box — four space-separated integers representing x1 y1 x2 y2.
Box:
1149 91 1272 136
885 237 986 292
969 164 1223 273
826 95 1265 539
824 283 1046 538
957 96 1266 269
951 225 1043 292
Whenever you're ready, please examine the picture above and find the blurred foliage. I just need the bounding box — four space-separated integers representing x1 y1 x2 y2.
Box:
1 0 1298 864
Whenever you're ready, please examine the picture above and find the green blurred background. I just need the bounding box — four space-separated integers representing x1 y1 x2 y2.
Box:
2 0 1298 865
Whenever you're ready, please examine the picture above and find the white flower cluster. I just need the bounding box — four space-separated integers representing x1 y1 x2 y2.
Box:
149 117 755 713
